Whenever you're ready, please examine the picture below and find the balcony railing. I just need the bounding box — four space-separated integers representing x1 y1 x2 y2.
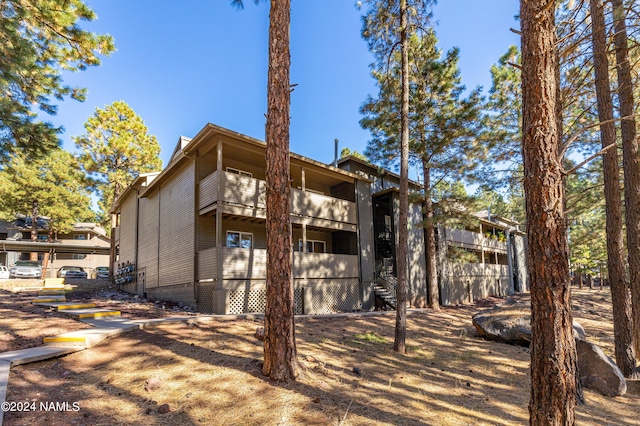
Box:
448 262 509 278
445 228 508 252
198 171 357 224
197 247 359 281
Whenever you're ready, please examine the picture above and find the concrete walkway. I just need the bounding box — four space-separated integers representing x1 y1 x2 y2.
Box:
0 286 180 425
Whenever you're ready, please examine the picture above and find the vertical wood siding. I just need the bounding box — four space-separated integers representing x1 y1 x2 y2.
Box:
159 163 195 287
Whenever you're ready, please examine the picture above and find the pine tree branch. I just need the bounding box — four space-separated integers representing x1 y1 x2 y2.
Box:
559 114 639 161
562 144 618 176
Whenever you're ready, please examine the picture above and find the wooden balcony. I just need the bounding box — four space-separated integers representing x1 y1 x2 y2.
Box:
197 247 359 281
198 171 357 225
445 228 508 252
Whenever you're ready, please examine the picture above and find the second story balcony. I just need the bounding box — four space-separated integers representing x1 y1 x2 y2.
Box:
198 170 357 226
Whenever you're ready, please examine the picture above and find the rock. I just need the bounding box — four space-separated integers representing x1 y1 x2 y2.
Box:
255 327 265 341
144 377 163 392
352 367 362 376
472 307 586 346
158 403 171 414
576 340 626 396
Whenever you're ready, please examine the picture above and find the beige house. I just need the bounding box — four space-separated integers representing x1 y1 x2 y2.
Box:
111 124 375 314
112 123 528 314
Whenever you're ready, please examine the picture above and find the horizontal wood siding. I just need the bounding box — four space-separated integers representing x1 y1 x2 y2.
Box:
218 248 359 280
138 192 159 289
221 248 267 279
197 247 217 281
448 263 509 278
294 253 359 279
199 171 218 210
215 171 356 226
118 193 137 267
198 216 216 250
221 171 266 209
291 189 357 224
159 162 195 287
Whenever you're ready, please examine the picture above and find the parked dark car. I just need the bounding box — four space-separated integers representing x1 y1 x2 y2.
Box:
95 266 109 279
57 266 88 279
9 261 42 279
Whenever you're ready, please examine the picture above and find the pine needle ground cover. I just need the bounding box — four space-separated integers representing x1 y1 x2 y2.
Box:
3 287 639 425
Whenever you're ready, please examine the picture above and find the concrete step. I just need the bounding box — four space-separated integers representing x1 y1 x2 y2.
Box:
58 309 121 320
32 302 98 311
43 323 138 348
0 346 80 367
55 303 97 311
38 290 66 296
32 296 67 303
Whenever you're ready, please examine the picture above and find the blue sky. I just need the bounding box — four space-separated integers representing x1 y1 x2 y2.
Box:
50 1 520 169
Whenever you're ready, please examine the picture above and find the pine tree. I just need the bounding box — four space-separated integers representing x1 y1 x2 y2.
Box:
520 0 579 423
74 101 162 223
361 30 485 312
0 148 95 247
611 0 640 363
0 0 115 159
232 0 299 382
589 0 636 378
360 0 434 353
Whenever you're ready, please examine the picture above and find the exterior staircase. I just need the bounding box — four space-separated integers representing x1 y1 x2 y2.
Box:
374 269 398 310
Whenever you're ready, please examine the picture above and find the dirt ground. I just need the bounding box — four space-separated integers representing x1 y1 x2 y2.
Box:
1 281 639 425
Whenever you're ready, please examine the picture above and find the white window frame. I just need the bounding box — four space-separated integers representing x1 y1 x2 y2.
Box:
226 167 253 178
227 231 253 249
299 239 326 253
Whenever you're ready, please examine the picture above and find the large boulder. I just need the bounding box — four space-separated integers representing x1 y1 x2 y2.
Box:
472 305 586 345
472 305 626 397
577 339 627 397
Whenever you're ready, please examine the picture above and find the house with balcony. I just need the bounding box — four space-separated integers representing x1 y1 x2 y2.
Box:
111 123 376 314
111 123 528 314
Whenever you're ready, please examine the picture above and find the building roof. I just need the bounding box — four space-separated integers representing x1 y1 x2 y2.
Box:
113 123 371 207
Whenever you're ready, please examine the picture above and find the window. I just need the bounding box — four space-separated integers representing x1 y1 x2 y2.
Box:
226 167 252 178
73 234 86 240
299 239 326 253
227 231 253 249
37 235 48 241
72 254 86 260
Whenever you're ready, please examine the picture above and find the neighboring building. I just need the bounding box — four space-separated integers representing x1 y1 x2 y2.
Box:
0 218 110 277
111 123 528 314
338 156 529 307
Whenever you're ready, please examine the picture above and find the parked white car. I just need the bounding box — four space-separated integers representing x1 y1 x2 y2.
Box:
0 266 9 279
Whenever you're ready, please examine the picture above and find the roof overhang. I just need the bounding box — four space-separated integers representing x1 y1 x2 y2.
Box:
0 240 110 255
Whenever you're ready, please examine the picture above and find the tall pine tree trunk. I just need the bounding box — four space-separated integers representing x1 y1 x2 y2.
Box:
590 0 636 378
422 159 439 310
262 0 299 382
393 0 409 354
520 1 579 424
612 0 640 364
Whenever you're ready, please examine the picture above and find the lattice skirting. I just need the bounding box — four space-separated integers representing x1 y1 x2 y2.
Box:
227 288 303 315
308 284 361 314
196 281 362 315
